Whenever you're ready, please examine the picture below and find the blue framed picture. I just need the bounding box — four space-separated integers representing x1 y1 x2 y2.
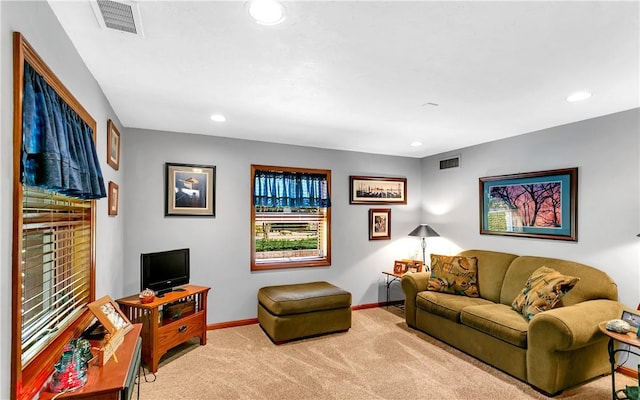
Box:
479 168 578 241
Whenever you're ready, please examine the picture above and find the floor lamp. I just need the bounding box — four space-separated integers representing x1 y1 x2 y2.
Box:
408 224 439 272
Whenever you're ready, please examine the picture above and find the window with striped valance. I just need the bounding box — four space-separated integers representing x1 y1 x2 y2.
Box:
251 165 331 271
12 32 99 400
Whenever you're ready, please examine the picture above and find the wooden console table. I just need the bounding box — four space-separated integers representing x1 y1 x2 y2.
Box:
40 324 142 400
116 285 210 373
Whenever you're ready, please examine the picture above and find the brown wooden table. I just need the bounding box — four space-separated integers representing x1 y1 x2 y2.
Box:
40 324 142 400
598 321 640 400
382 271 406 307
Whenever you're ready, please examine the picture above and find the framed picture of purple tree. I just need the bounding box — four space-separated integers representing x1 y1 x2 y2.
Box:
479 168 578 241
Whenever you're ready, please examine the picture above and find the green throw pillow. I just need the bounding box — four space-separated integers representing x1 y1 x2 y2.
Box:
512 266 579 321
427 254 479 297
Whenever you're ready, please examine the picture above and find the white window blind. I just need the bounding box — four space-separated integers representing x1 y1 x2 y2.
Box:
20 186 92 365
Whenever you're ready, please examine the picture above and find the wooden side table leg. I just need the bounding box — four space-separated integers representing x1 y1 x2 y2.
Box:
200 291 208 345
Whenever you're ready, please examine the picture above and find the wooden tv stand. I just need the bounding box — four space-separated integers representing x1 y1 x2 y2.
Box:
116 285 210 373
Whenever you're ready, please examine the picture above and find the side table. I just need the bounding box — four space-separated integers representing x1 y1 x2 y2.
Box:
598 321 640 400
382 271 405 307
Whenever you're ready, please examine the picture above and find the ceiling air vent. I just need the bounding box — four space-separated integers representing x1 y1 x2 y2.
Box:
91 0 144 37
439 155 460 170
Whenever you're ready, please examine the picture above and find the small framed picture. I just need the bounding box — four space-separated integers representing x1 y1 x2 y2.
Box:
393 261 406 274
404 259 424 273
165 162 216 217
108 181 119 216
107 119 120 170
87 295 132 335
369 208 391 240
621 310 640 330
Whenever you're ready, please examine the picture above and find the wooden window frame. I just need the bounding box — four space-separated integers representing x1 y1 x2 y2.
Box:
11 32 97 400
251 165 331 271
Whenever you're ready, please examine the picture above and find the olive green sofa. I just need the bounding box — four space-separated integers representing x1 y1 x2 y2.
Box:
401 249 621 395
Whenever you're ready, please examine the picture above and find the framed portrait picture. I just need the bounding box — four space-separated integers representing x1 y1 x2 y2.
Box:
404 259 424 273
350 176 407 204
106 119 120 170
393 260 406 274
165 162 216 217
479 168 578 241
87 295 132 335
108 181 119 216
369 208 391 240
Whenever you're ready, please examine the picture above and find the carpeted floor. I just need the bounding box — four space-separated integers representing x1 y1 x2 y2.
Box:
137 307 635 399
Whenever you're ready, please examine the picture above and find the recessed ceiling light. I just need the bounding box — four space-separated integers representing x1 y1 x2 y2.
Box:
566 91 592 102
210 114 226 122
410 141 423 147
248 0 286 25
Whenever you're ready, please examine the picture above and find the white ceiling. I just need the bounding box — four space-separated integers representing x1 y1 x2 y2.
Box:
48 0 639 158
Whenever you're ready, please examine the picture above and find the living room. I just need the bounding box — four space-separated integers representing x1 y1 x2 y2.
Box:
1 1 639 399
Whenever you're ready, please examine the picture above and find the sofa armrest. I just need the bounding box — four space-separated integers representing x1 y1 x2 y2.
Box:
529 299 623 351
527 299 622 394
400 272 431 328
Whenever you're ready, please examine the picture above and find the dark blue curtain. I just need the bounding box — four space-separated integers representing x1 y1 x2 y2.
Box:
22 62 106 199
254 170 331 208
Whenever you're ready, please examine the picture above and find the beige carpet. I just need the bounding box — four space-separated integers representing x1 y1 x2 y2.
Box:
137 307 634 399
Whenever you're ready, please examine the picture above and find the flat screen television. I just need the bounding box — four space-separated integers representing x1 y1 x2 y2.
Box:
140 248 190 296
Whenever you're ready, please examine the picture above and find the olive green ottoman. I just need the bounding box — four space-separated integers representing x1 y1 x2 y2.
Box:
258 281 352 344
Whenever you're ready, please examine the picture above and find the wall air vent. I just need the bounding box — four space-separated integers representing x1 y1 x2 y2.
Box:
91 0 144 37
439 155 460 170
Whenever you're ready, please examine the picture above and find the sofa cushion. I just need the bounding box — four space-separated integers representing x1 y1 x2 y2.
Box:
416 290 493 322
461 304 529 348
457 250 519 304
499 256 616 306
428 254 479 297
512 266 579 321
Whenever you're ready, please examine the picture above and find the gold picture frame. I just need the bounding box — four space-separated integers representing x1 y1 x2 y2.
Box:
87 295 132 335
108 181 119 216
107 119 120 170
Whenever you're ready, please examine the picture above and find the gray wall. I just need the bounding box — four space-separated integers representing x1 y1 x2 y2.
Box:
420 109 640 308
2 1 639 398
123 130 422 323
1 2 126 396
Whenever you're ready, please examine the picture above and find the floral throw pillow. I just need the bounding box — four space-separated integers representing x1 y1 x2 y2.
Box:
512 266 580 321
427 254 479 297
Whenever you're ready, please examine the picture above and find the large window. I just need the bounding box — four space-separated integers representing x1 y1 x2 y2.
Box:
12 33 99 400
251 165 331 270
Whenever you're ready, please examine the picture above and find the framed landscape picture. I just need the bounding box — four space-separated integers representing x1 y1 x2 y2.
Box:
165 162 216 216
350 176 407 204
479 168 578 241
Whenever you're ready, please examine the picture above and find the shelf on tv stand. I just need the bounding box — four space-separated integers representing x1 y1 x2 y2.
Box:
116 285 210 373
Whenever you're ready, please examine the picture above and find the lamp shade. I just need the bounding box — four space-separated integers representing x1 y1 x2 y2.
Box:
408 224 440 238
